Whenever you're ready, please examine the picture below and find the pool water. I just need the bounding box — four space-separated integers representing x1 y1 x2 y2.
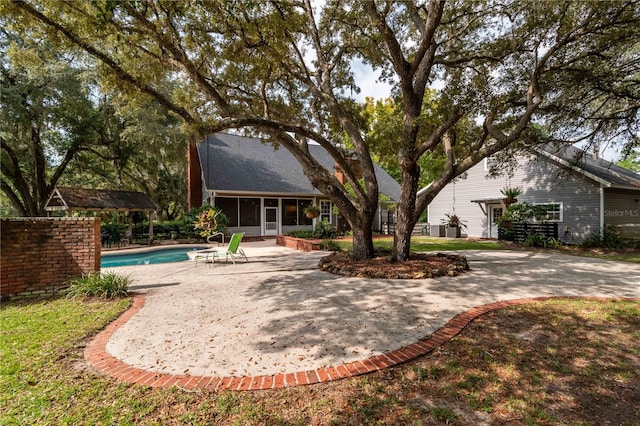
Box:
101 246 208 268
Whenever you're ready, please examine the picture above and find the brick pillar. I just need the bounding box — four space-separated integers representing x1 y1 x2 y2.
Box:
188 141 203 209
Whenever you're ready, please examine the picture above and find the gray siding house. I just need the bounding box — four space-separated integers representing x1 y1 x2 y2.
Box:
427 145 640 243
188 133 401 237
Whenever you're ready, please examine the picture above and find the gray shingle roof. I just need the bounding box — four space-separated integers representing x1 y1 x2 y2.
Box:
45 187 157 211
198 133 401 200
540 145 640 190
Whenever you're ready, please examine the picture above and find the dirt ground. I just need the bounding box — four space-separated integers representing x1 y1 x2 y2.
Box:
318 251 470 279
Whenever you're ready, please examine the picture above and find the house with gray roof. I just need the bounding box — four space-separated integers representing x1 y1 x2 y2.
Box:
188 133 401 237
427 145 640 243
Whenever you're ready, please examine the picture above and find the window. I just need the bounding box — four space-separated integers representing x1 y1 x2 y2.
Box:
281 198 313 225
298 199 313 225
282 199 298 225
483 156 494 171
492 207 503 223
215 197 238 227
535 203 563 222
319 200 332 223
239 198 260 226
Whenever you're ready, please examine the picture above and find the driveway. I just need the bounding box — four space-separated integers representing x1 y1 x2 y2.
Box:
101 242 640 380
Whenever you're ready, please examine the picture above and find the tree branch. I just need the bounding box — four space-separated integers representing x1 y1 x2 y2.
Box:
12 0 198 126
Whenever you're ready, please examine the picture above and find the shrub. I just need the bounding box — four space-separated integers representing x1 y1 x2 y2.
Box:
288 230 314 238
545 237 561 248
523 233 546 247
320 239 341 251
313 219 337 239
580 225 627 249
63 272 131 299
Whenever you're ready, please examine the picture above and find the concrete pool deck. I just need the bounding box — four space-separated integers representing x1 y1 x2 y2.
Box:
87 240 640 390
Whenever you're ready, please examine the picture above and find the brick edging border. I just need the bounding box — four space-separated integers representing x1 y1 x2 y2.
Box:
85 294 639 391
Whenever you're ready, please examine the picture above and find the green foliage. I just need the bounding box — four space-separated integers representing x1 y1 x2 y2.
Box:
442 213 467 230
320 239 341 251
523 233 544 247
616 149 640 173
288 230 314 238
313 219 337 239
523 234 562 248
287 220 338 240
378 193 396 212
303 204 320 217
497 202 551 226
63 272 131 299
500 186 522 199
429 407 458 424
359 94 449 189
580 226 630 250
192 207 228 238
545 238 561 249
0 33 107 216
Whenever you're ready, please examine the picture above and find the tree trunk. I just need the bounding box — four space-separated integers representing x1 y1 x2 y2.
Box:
351 217 375 260
392 156 420 261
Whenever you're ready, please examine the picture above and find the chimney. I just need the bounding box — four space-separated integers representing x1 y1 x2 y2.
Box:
335 163 346 184
334 157 362 184
187 141 203 209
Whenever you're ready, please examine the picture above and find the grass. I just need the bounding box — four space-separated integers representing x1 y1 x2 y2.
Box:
334 235 504 252
331 235 640 263
63 272 132 299
555 246 640 263
1 297 638 424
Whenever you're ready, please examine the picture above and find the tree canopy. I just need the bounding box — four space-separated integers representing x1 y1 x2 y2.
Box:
0 30 106 216
4 0 638 259
617 148 640 173
0 23 187 217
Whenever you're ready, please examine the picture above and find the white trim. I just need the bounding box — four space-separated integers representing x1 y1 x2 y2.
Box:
319 200 332 224
488 204 503 238
599 185 605 234
533 202 564 222
535 149 612 187
263 205 279 236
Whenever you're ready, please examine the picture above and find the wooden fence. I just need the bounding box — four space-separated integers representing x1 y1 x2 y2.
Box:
498 222 558 243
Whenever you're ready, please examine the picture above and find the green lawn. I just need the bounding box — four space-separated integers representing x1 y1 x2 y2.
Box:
334 236 503 252
332 236 640 263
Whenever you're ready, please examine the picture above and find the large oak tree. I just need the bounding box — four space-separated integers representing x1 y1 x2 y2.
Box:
6 0 638 259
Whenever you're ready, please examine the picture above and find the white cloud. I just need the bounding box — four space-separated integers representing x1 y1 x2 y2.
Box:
351 60 394 102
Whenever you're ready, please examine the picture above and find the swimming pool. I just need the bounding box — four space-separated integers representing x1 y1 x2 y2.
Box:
101 246 209 268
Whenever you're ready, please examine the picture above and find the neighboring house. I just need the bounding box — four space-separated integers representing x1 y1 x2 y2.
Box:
427 145 640 243
188 133 401 237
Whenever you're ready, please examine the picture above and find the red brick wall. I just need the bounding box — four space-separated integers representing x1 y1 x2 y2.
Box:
188 142 203 209
1 217 101 301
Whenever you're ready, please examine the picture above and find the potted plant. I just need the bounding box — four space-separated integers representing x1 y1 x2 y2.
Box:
193 207 227 240
495 211 515 229
304 204 321 219
500 186 522 207
441 213 467 238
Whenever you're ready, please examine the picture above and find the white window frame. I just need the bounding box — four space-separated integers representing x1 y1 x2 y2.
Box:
534 202 563 222
319 200 332 224
484 156 496 171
